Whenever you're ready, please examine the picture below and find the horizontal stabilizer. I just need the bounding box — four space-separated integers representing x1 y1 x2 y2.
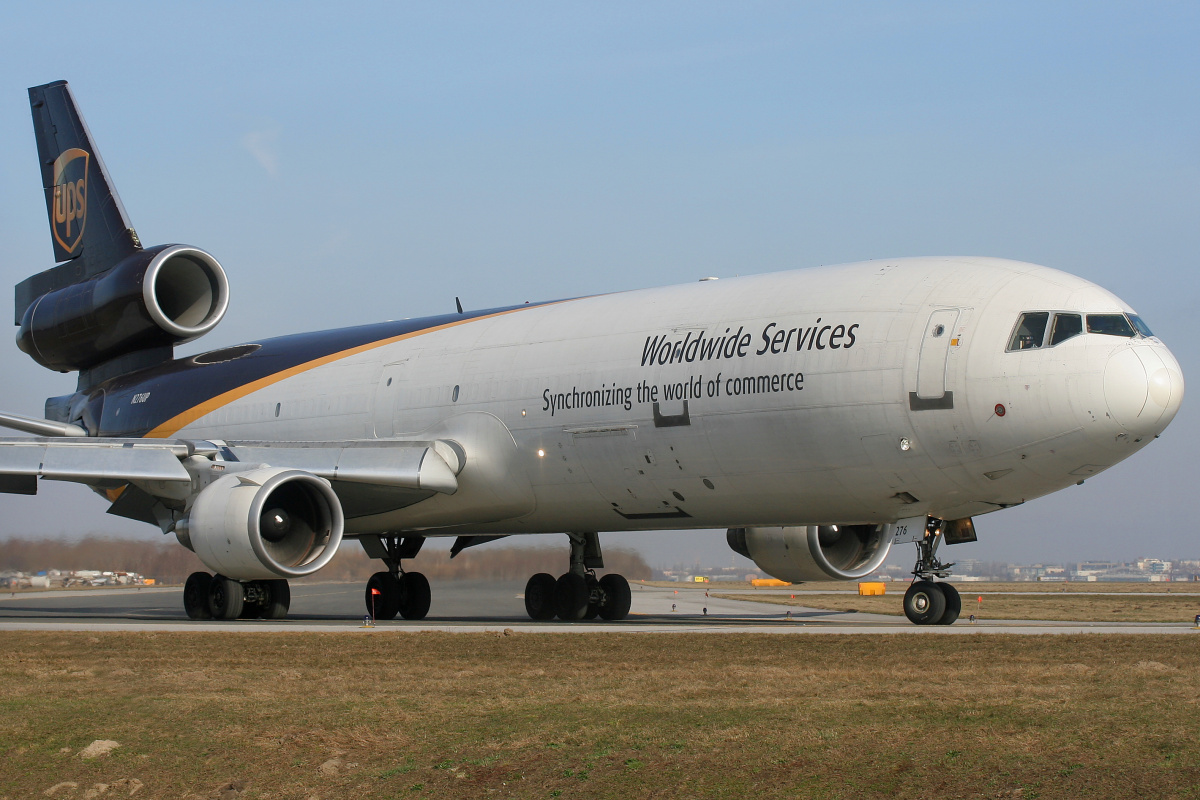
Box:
0 410 87 438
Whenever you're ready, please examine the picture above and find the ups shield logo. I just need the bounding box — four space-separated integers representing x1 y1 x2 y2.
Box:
52 148 89 254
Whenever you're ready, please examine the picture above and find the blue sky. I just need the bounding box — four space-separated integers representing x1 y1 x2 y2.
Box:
0 3 1196 568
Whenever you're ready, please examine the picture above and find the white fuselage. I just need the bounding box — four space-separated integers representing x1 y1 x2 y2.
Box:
170 257 1184 538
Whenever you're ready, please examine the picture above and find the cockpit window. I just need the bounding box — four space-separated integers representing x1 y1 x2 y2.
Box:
1008 312 1049 350
1087 314 1135 337
1050 313 1083 346
1128 314 1154 337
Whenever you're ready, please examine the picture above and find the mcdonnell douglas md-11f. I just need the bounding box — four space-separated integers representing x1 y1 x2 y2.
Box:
0 81 1184 624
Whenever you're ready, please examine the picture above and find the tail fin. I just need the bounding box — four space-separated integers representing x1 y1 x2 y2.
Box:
14 81 228 390
16 80 142 323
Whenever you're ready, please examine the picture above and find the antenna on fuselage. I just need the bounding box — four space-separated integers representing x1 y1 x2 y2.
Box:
455 296 463 314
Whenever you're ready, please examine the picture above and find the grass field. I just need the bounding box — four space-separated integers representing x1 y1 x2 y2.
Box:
713 591 1200 623
648 580 1200 594
2 633 1200 799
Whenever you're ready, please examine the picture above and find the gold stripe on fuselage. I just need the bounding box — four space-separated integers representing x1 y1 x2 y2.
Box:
144 304 551 439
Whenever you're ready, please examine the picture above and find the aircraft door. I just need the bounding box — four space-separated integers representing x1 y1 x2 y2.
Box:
372 361 408 438
915 309 960 400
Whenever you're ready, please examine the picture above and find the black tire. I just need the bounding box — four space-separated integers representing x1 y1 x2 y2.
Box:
938 583 961 625
555 573 590 621
183 572 213 620
903 580 946 625
524 573 558 620
598 573 632 621
398 572 431 620
238 581 264 619
582 575 601 620
208 575 244 620
366 571 400 620
263 579 291 620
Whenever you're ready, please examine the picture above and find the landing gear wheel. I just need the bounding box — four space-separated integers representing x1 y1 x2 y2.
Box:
397 572 431 620
238 581 265 619
582 575 600 620
598 573 632 621
208 575 245 620
555 573 590 620
366 571 401 620
937 583 961 625
263 579 291 620
525 573 558 620
903 580 946 625
183 572 213 620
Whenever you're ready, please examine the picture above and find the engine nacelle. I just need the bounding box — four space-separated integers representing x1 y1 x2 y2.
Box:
17 244 228 372
728 524 893 582
181 467 344 581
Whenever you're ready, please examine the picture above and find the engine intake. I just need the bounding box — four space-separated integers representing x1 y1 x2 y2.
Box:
182 467 344 580
17 244 228 372
728 524 893 582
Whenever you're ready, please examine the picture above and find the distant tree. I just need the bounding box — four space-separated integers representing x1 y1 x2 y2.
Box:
0 536 653 584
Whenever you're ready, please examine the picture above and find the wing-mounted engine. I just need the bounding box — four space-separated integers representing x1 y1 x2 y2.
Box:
727 524 893 582
17 244 228 373
0 435 464 581
178 467 344 580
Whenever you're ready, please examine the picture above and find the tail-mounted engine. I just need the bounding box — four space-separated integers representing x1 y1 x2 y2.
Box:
728 524 893 582
17 244 228 373
178 467 344 580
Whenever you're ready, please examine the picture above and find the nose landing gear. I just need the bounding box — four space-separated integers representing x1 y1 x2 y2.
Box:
902 518 963 626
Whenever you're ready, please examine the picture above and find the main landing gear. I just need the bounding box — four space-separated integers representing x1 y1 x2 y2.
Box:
360 535 431 621
523 532 632 622
183 572 291 620
903 520 961 626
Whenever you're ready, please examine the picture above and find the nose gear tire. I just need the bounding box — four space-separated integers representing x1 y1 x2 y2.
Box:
903 580 946 625
937 583 961 625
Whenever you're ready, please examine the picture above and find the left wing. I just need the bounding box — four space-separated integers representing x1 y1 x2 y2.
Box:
0 435 460 496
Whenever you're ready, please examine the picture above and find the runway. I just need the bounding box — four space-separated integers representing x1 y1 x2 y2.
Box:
2 580 1197 634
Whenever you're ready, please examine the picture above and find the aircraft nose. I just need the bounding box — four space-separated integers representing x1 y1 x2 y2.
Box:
1103 343 1184 436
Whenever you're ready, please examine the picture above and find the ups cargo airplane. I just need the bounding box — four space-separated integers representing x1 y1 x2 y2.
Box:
0 81 1185 625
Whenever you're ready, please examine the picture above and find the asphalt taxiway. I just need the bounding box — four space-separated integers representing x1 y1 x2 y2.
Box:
2 581 1197 634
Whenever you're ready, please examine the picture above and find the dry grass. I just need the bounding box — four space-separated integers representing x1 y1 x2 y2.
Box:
892 581 1200 595
679 580 1200 594
2 633 1200 799
715 591 1200 623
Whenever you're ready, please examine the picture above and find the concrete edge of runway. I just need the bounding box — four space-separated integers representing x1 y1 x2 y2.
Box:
2 621 1198 634
4 584 1199 635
